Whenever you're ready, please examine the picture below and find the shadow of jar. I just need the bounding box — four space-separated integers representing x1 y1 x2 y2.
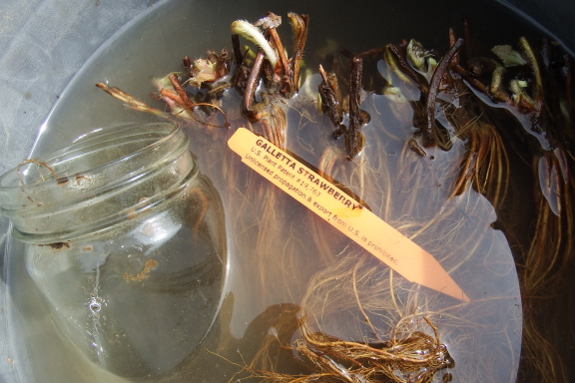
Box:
0 123 227 379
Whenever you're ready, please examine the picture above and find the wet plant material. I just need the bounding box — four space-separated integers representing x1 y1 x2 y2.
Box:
236 325 454 383
95 11 574 383
233 255 459 383
445 30 575 383
336 26 574 382
233 236 518 383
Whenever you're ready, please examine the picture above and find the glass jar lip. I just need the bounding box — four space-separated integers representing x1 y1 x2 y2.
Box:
0 122 199 242
0 122 183 191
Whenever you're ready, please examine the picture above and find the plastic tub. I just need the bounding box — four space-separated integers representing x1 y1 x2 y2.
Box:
1 1 573 382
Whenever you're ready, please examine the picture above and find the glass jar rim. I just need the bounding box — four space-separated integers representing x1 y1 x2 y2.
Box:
0 122 198 242
0 122 183 192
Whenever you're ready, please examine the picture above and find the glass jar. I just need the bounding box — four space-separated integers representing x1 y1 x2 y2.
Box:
0 123 227 379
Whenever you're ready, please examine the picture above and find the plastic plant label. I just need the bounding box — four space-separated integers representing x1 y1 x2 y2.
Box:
228 128 470 302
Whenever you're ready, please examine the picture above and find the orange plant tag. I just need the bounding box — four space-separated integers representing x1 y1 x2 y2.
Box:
228 128 470 302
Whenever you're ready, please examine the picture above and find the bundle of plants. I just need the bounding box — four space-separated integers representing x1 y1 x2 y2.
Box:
93 11 574 382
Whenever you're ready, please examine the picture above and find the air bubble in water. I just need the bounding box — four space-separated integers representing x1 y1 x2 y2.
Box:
89 297 102 314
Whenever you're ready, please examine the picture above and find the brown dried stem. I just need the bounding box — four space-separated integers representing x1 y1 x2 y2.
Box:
288 13 309 92
243 50 266 122
425 38 463 148
96 83 178 122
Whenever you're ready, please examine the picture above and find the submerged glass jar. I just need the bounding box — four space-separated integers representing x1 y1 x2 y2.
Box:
0 123 227 379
